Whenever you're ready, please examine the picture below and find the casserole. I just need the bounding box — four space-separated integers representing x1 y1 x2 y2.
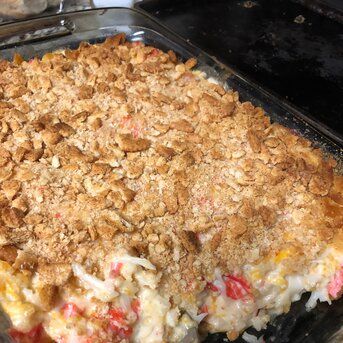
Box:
0 8 342 343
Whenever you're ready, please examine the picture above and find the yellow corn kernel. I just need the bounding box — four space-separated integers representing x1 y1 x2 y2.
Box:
0 261 13 273
274 249 292 264
2 301 36 330
50 311 66 329
8 301 35 317
273 276 287 288
250 269 262 282
266 273 287 289
282 232 293 240
5 281 21 301
0 281 5 294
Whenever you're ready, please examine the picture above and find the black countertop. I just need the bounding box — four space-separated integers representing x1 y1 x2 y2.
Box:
136 0 343 141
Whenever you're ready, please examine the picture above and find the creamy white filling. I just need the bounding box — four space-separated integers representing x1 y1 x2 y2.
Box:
132 288 170 343
72 263 118 302
48 253 197 343
2 247 342 342
202 248 343 335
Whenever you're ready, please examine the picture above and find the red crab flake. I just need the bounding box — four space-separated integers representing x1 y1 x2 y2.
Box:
110 262 123 278
132 41 143 47
200 305 209 314
108 308 133 339
120 115 132 126
131 298 140 316
9 324 48 343
223 274 252 300
119 115 141 138
185 280 197 291
206 281 219 292
196 195 214 211
328 266 343 299
147 48 159 58
61 302 83 318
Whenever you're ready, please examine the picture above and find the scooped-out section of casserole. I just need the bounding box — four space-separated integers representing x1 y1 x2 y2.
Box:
0 34 342 342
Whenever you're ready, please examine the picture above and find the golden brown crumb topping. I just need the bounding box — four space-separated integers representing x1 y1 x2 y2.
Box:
0 35 342 299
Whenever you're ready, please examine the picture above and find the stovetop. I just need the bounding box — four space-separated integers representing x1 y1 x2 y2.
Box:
136 0 343 141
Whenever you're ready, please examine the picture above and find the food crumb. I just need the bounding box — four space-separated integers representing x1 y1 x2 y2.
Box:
294 15 306 24
51 156 60 168
243 1 258 8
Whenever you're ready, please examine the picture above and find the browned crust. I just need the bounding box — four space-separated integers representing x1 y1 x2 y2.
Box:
0 34 341 296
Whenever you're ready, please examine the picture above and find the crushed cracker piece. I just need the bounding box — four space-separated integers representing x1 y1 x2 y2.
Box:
115 133 151 152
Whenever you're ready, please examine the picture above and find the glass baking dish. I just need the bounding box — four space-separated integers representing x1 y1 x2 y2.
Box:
0 7 342 343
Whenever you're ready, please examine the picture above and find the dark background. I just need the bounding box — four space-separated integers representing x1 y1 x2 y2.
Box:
136 0 343 141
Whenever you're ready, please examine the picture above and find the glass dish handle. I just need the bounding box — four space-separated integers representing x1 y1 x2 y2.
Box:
0 17 74 49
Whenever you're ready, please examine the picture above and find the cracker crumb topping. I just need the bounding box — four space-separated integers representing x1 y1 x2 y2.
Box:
0 35 342 300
